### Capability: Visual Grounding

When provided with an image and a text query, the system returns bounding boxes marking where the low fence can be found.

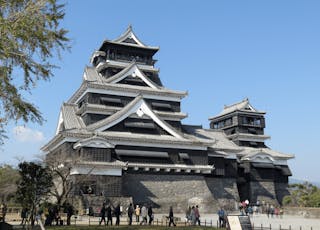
[252,223,315,230]
[6,214,319,230]
[74,216,218,227]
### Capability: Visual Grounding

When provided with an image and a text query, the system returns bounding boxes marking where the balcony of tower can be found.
[92,51,157,67]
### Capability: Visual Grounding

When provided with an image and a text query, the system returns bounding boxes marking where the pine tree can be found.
[0,0,69,144]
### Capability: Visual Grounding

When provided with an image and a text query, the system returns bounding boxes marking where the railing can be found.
[252,223,315,230]
[5,214,318,230]
[73,216,218,227]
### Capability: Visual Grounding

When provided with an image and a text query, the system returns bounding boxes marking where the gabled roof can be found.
[77,103,187,121]
[183,126,242,151]
[73,136,114,149]
[113,25,159,50]
[104,62,161,89]
[209,98,266,120]
[113,25,146,46]
[86,95,185,139]
[99,25,159,51]
[55,103,86,134]
[239,147,294,161]
[85,62,161,89]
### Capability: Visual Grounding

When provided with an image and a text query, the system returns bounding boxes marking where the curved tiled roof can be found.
[67,80,187,104]
[184,127,242,151]
[239,147,294,160]
[61,103,86,130]
[209,98,266,120]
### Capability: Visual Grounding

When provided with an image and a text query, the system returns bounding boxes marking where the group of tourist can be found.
[184,205,201,226]
[238,200,284,218]
[265,204,284,218]
[134,204,154,225]
[99,203,121,226]
[99,202,182,227]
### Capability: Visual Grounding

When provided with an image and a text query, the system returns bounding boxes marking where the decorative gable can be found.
[87,96,184,139]
[73,136,114,149]
[113,25,146,47]
[105,62,160,89]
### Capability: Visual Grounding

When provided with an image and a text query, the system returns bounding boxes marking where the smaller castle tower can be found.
[209,98,270,148]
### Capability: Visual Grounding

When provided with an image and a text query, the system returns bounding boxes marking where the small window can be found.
[151,102,172,111]
[248,128,257,134]
[124,121,155,129]
[100,97,122,106]
[249,141,258,146]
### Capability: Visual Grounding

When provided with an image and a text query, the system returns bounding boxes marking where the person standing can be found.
[127,203,134,225]
[218,207,225,228]
[114,204,121,226]
[21,207,29,226]
[0,203,7,222]
[66,203,74,226]
[99,204,106,225]
[195,205,201,226]
[148,205,153,225]
[106,204,113,226]
[135,205,140,223]
[190,206,196,225]
[168,206,176,227]
[185,206,191,223]
[140,205,147,225]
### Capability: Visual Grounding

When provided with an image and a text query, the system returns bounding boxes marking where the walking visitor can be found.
[168,206,176,227]
[106,204,113,226]
[135,204,140,222]
[99,204,106,225]
[127,203,134,225]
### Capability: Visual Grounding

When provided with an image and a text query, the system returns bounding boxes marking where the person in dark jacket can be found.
[65,203,74,226]
[148,205,153,225]
[127,203,134,225]
[106,204,113,226]
[99,204,106,225]
[114,204,121,226]
[168,206,176,227]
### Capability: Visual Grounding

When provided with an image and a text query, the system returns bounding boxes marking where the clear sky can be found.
[1,0,320,182]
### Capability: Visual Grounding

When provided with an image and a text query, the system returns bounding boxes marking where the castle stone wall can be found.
[275,182,290,204]
[122,173,239,213]
[249,181,278,205]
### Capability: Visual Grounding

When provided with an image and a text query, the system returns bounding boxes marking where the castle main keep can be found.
[42,26,294,212]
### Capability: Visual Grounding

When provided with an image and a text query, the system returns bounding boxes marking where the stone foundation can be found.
[249,181,278,205]
[275,182,290,204]
[205,177,240,210]
[122,172,239,212]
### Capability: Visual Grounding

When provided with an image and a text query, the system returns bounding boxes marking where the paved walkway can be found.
[166,213,320,230]
[7,213,320,229]
[153,213,320,230]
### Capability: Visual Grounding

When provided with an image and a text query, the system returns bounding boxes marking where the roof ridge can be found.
[113,25,146,47]
[224,97,249,109]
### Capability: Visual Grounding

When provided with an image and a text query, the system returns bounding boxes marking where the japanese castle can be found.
[42,26,294,212]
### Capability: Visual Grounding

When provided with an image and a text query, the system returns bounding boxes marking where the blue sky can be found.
[1,1,320,182]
